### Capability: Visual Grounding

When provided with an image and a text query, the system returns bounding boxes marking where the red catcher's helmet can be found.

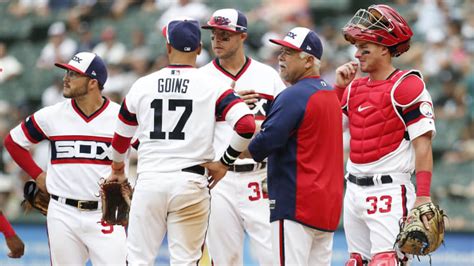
[343,4,413,57]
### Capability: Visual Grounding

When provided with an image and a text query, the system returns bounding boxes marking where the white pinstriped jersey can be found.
[199,58,286,162]
[116,65,252,174]
[10,98,120,201]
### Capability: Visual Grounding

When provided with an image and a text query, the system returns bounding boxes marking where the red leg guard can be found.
[345,253,365,266]
[368,252,398,266]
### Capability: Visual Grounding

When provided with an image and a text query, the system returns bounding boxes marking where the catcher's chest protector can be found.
[346,71,409,164]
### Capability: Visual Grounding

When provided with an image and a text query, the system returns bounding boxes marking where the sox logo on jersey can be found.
[52,137,112,163]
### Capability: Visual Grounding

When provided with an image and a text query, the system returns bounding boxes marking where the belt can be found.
[182,165,206,175]
[229,162,267,172]
[51,194,98,210]
[347,174,393,186]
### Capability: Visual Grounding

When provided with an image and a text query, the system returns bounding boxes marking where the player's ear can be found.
[166,43,172,54]
[88,78,100,90]
[241,32,248,41]
[304,55,314,69]
[380,45,390,57]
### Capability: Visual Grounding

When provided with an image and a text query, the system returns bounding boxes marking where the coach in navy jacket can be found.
[247,27,344,265]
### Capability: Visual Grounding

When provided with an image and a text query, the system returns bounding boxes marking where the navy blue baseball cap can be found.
[270,27,323,59]
[55,52,108,86]
[202,9,247,33]
[162,18,201,52]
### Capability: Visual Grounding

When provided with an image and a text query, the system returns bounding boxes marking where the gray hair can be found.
[299,51,321,71]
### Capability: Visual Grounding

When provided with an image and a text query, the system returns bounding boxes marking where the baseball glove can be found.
[100,180,132,226]
[22,181,50,216]
[262,177,268,194]
[396,202,446,255]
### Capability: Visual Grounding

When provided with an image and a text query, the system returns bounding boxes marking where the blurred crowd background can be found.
[0,0,472,231]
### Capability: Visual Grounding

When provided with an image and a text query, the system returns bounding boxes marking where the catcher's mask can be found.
[343,4,413,57]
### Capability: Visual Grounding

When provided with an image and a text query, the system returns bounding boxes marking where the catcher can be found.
[334,4,445,265]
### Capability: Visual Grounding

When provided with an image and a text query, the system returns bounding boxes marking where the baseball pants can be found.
[271,219,334,266]
[126,172,210,266]
[207,169,273,265]
[47,198,127,265]
[344,180,416,260]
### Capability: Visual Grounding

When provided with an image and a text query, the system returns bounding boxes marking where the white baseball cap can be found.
[270,27,323,59]
[202,8,247,33]
[55,52,108,87]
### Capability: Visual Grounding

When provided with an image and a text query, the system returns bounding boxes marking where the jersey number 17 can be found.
[150,99,192,140]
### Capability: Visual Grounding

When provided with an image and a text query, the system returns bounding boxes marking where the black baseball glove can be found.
[22,180,50,216]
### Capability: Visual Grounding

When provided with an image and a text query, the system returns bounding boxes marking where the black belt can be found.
[347,174,393,186]
[51,195,98,210]
[182,165,206,175]
[229,162,267,172]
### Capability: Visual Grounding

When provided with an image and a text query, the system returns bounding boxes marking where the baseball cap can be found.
[55,52,108,87]
[162,18,201,52]
[270,27,323,59]
[202,8,247,33]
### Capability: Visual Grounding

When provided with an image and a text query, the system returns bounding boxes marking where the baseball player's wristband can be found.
[220,146,240,166]
[0,214,16,238]
[416,171,432,197]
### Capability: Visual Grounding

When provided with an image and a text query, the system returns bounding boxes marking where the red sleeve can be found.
[3,134,43,179]
[333,84,346,102]
[0,213,16,238]
[111,133,132,154]
[233,114,256,138]
[393,75,424,105]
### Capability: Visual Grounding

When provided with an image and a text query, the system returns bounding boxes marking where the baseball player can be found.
[200,8,286,265]
[4,52,127,265]
[245,27,344,266]
[106,18,255,266]
[334,5,436,265]
[0,211,24,258]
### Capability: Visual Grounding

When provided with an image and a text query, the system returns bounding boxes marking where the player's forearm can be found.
[111,133,132,163]
[3,134,43,179]
[413,132,433,197]
[111,110,138,162]
[0,213,16,238]
[220,115,255,166]
[333,84,346,101]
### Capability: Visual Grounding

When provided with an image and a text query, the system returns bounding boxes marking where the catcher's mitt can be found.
[22,181,50,216]
[396,202,446,255]
[100,180,132,226]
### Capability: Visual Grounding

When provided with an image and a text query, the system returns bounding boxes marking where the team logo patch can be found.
[212,16,231,26]
[72,56,82,63]
[419,102,433,118]
[287,32,297,39]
